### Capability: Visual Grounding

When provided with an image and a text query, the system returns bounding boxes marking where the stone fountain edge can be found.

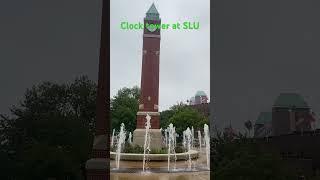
[110,150,199,161]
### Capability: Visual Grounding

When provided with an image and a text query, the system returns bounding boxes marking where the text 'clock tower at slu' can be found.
[133,3,163,149]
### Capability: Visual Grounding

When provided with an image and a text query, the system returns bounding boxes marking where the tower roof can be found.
[195,90,207,97]
[146,3,160,20]
[273,93,309,108]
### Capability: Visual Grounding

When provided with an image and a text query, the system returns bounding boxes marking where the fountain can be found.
[185,127,193,170]
[111,128,115,148]
[167,124,173,171]
[115,123,126,169]
[110,124,209,180]
[128,132,132,144]
[198,130,202,152]
[165,128,168,147]
[204,124,210,170]
[167,123,178,171]
[142,114,152,172]
[191,127,194,148]
[182,130,186,149]
[110,122,209,179]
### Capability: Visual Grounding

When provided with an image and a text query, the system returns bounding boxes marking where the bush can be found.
[150,148,167,154]
[175,146,186,153]
[111,142,189,154]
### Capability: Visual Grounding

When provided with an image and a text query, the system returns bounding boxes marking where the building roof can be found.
[256,112,272,125]
[195,90,207,97]
[273,93,309,108]
[146,3,160,20]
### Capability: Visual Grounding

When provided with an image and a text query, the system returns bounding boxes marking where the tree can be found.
[110,86,140,133]
[0,75,96,179]
[168,106,208,136]
[212,130,296,180]
[160,109,175,129]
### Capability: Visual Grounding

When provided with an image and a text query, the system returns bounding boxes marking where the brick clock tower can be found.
[133,3,163,149]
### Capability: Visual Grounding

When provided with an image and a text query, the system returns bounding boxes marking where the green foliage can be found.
[160,109,175,129]
[114,143,170,154]
[0,75,96,179]
[110,86,140,133]
[150,147,167,154]
[175,145,186,153]
[160,102,208,139]
[211,130,296,180]
[169,106,208,136]
[122,143,144,154]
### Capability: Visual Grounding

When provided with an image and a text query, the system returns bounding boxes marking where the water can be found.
[111,129,115,148]
[191,127,194,148]
[143,114,152,172]
[173,126,177,170]
[167,123,177,171]
[203,124,210,170]
[182,131,186,149]
[185,127,192,170]
[165,128,168,147]
[128,132,132,144]
[198,130,202,152]
[116,123,126,169]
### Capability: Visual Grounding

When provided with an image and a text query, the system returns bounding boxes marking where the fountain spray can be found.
[182,131,186,149]
[185,127,192,170]
[111,128,115,148]
[167,124,173,171]
[165,128,168,147]
[191,126,194,148]
[128,132,132,144]
[173,126,177,170]
[143,114,151,172]
[198,130,202,152]
[204,124,210,170]
[115,123,126,169]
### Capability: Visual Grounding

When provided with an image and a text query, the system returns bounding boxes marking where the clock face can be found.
[146,24,157,32]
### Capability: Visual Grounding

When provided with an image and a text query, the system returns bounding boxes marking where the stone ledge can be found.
[137,111,160,116]
[110,150,199,161]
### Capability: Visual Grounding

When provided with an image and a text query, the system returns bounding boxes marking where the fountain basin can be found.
[110,150,199,161]
[111,171,210,180]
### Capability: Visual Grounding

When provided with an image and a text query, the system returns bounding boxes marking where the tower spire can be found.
[146,3,160,20]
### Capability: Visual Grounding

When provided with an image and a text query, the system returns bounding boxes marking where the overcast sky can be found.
[0,0,209,115]
[213,0,320,131]
[0,1,102,115]
[110,0,210,111]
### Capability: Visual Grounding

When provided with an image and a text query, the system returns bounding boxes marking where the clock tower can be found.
[136,3,161,129]
[133,3,163,149]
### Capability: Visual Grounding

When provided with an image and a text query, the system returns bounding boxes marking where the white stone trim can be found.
[143,34,161,39]
[137,111,160,116]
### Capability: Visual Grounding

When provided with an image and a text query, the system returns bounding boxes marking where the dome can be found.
[273,93,309,108]
[195,90,207,97]
[255,112,272,125]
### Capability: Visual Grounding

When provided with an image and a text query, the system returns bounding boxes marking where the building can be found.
[187,91,210,117]
[254,112,272,137]
[254,93,320,177]
[189,90,208,105]
[272,93,315,136]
